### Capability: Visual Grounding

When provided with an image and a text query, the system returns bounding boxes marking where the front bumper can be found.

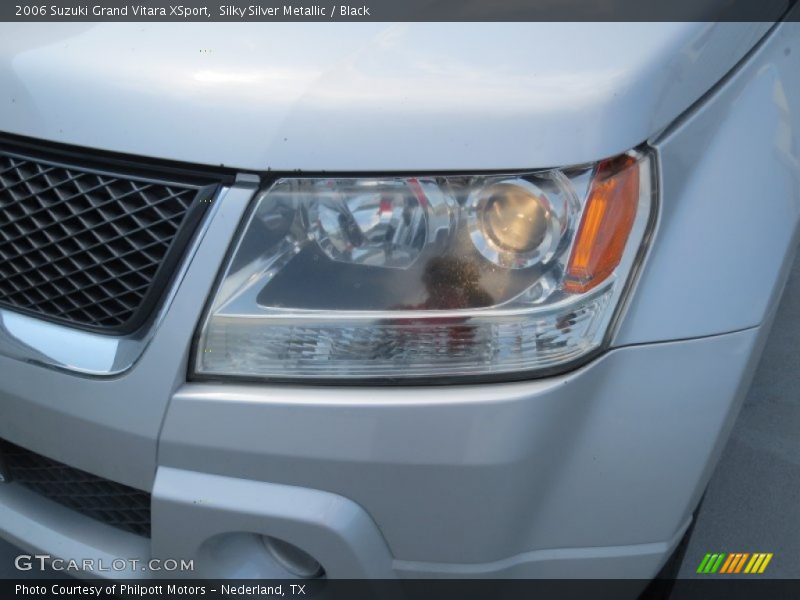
[0,325,765,578]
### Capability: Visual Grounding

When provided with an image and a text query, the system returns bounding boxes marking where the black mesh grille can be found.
[0,148,213,332]
[0,439,151,537]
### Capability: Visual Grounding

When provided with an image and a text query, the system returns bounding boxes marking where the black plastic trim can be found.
[0,132,238,186]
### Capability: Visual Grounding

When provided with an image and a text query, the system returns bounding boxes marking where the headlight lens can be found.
[467,174,576,269]
[194,150,653,382]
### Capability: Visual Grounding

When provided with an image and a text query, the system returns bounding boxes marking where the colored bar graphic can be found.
[697,553,727,574]
[698,552,773,574]
[744,554,760,573]
[711,554,726,573]
[696,553,713,574]
[734,553,749,573]
[758,553,773,573]
[719,554,736,574]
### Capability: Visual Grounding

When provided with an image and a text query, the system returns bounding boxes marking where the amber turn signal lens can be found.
[564,155,640,293]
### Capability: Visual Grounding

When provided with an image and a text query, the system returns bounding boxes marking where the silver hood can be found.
[0,22,771,170]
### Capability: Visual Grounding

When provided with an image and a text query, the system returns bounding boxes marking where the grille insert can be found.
[0,149,213,332]
[0,439,151,537]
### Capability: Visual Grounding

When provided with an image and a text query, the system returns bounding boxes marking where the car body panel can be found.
[616,21,800,344]
[0,22,770,171]
[0,326,764,579]
[159,328,761,567]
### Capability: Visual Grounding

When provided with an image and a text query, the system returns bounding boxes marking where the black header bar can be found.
[6,579,800,600]
[2,0,799,22]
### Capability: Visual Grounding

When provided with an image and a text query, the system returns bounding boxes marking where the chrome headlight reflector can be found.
[194,151,653,382]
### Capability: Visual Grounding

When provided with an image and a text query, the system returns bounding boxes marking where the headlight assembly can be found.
[193,150,654,382]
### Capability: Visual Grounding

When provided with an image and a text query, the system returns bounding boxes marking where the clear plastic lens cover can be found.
[196,152,652,381]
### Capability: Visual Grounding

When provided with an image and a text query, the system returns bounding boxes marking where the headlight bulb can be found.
[467,175,576,269]
[482,183,548,252]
